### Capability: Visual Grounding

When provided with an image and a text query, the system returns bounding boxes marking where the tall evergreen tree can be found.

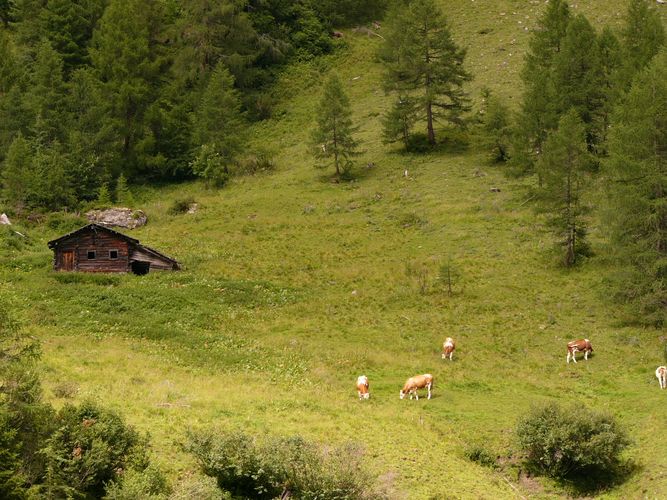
[537,109,592,267]
[382,95,418,149]
[514,0,571,174]
[617,0,665,92]
[381,0,470,146]
[312,74,358,178]
[40,0,103,74]
[604,50,667,325]
[25,41,69,144]
[552,14,605,152]
[193,62,243,163]
[89,0,165,176]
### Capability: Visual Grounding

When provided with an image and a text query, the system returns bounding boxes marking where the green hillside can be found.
[2,1,667,498]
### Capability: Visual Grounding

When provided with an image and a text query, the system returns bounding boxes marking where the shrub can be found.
[103,464,169,500]
[405,133,432,153]
[464,444,496,469]
[0,226,31,252]
[45,212,87,233]
[39,401,149,498]
[186,430,382,499]
[167,197,196,216]
[516,403,630,480]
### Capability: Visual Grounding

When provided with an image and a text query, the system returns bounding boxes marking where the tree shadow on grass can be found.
[553,460,641,497]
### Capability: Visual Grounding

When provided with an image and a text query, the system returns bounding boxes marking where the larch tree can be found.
[191,62,244,187]
[381,95,418,149]
[537,109,592,267]
[616,0,665,93]
[604,50,667,325]
[312,74,358,178]
[381,0,470,146]
[89,0,165,175]
[552,14,605,152]
[514,0,571,175]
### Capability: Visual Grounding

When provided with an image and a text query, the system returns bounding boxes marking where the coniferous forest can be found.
[1,0,667,498]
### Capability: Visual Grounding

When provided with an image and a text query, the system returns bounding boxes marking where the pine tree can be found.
[311,74,358,178]
[479,89,511,163]
[381,95,418,149]
[515,0,571,174]
[96,182,111,207]
[40,0,102,74]
[537,109,592,267]
[552,14,605,151]
[25,41,69,145]
[115,173,134,206]
[381,0,470,146]
[604,50,667,325]
[194,63,244,163]
[2,134,74,211]
[597,26,622,151]
[617,0,665,92]
[89,0,165,175]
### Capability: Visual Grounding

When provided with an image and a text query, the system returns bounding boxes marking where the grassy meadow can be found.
[2,1,667,498]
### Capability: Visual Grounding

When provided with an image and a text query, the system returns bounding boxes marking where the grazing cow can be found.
[657,366,667,390]
[442,337,455,360]
[357,375,370,400]
[566,339,593,364]
[400,374,433,400]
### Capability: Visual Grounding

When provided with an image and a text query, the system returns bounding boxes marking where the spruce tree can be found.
[537,109,592,267]
[194,62,244,162]
[89,0,164,175]
[382,96,418,149]
[311,74,358,178]
[604,50,667,325]
[552,14,605,152]
[617,0,665,92]
[115,173,133,206]
[25,41,69,145]
[381,0,470,146]
[515,0,571,174]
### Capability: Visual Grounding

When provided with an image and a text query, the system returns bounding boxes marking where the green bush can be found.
[516,403,630,480]
[167,197,196,216]
[39,401,149,499]
[464,445,497,469]
[45,212,87,233]
[103,464,169,500]
[186,430,382,499]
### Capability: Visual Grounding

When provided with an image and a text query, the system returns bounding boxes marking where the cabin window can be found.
[87,250,96,260]
[109,250,119,260]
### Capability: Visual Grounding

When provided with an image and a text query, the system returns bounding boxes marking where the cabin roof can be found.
[47,223,139,248]
[47,223,180,267]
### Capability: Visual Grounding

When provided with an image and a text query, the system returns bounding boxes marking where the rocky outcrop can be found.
[85,208,147,229]
[0,213,10,225]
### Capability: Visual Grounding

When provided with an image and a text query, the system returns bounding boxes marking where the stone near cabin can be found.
[85,207,147,229]
[0,213,11,225]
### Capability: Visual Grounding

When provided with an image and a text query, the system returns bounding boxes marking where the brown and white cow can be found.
[356,375,370,400]
[442,337,455,361]
[399,374,433,400]
[566,339,593,364]
[656,366,667,390]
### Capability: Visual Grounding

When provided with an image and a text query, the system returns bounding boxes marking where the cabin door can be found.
[61,250,75,271]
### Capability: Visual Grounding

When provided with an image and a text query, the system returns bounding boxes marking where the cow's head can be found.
[399,390,406,399]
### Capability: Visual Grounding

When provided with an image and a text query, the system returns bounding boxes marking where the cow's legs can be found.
[449,352,453,361]
[427,383,432,399]
[567,351,571,364]
[584,350,589,360]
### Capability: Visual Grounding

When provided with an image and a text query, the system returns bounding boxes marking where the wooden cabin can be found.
[47,224,179,274]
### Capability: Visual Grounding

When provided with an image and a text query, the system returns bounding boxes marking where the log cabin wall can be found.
[55,232,130,272]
